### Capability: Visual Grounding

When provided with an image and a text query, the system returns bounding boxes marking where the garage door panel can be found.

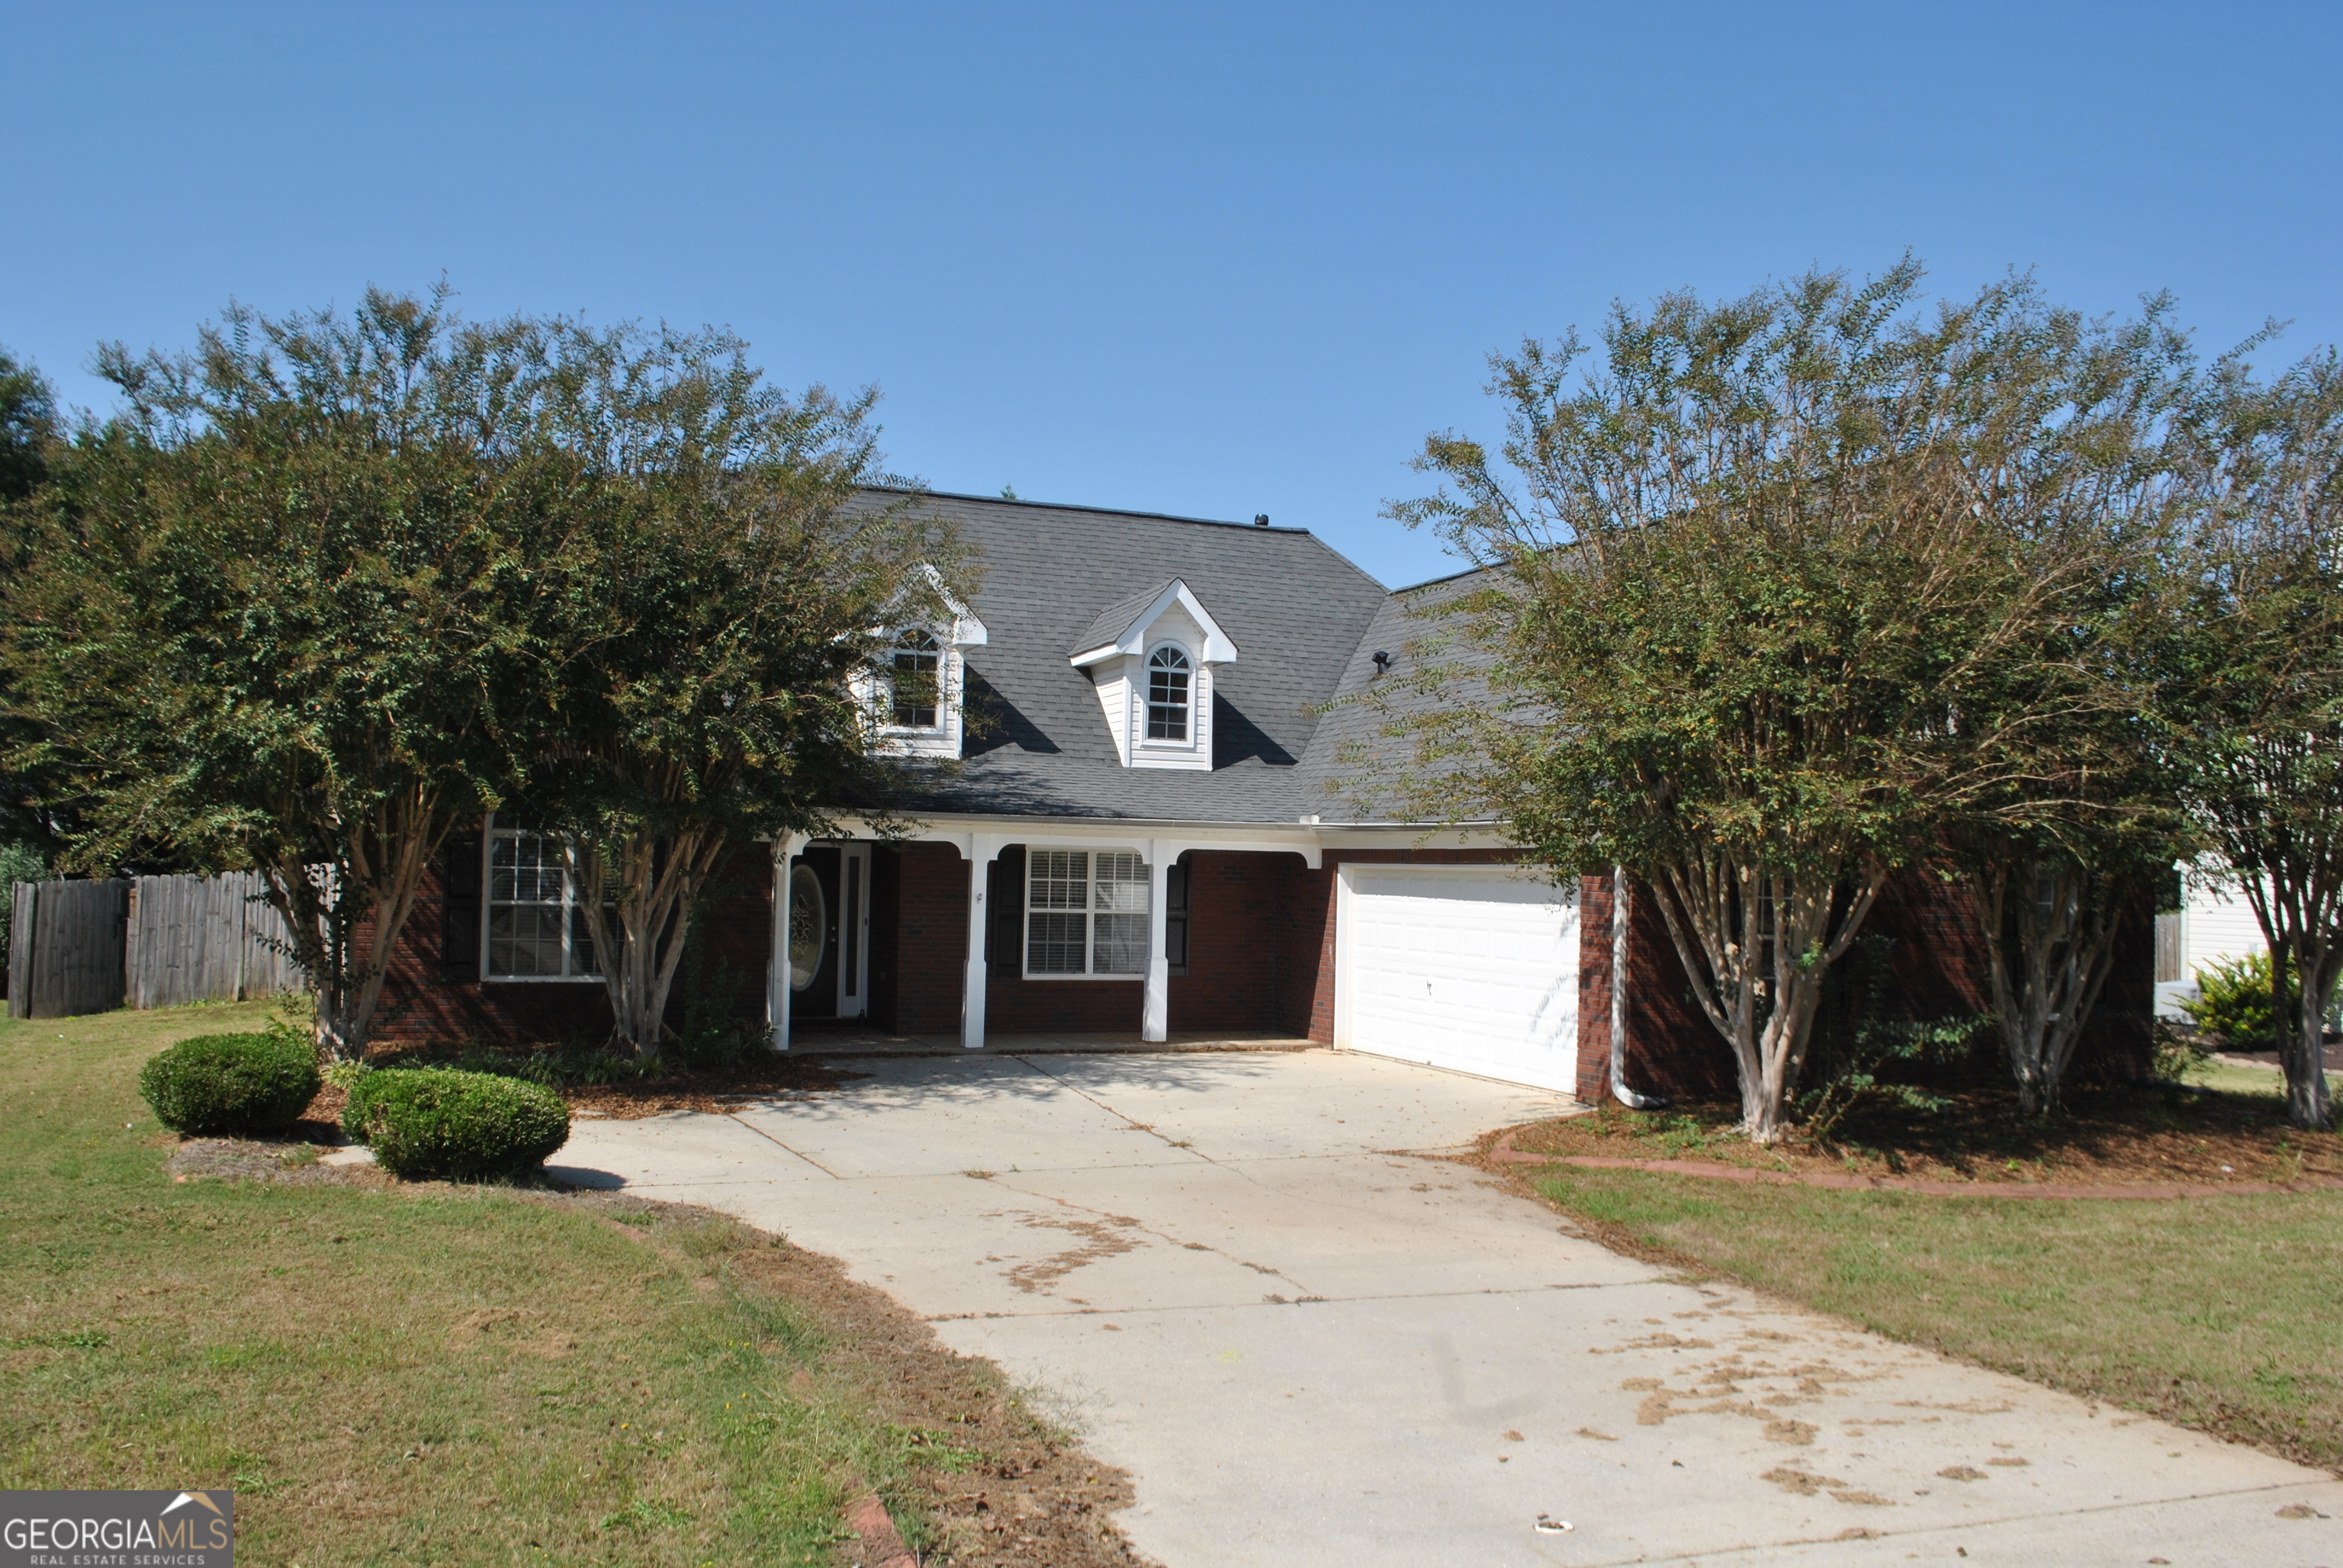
[1344,867,1579,1092]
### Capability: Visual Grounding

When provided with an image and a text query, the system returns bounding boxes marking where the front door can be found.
[790,847,842,1019]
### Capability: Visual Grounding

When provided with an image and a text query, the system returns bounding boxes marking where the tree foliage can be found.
[2163,345,2343,1129]
[5,288,580,1058]
[521,324,966,1056]
[1381,264,2176,1139]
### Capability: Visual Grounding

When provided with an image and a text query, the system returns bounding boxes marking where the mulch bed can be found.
[555,1055,869,1119]
[1493,1083,2343,1191]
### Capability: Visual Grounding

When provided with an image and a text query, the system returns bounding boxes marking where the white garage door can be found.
[1339,866,1580,1091]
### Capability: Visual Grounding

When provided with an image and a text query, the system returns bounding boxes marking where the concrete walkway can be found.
[551,1049,2343,1566]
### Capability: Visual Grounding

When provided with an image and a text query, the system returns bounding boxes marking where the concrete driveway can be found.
[552,1049,2343,1566]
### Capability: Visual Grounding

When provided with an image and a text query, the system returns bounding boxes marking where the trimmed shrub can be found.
[342,1068,570,1181]
[2181,951,2294,1049]
[140,1029,321,1136]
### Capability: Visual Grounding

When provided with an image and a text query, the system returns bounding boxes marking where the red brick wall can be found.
[374,855,612,1046]
[1573,875,1615,1104]
[372,839,773,1047]
[885,843,971,1035]
[1573,867,2158,1107]
[1166,850,1293,1033]
[1571,872,1740,1105]
[1274,860,1333,1039]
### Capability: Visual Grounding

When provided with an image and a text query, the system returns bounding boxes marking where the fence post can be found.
[7,882,33,1020]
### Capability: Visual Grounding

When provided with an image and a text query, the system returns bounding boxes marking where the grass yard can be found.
[1523,1162,2343,1474]
[0,1001,1136,1566]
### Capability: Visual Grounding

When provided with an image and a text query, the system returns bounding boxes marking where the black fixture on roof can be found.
[1371,650,1392,676]
[1254,513,1269,527]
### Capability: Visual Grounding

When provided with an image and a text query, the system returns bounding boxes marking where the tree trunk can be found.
[2275,935,2338,1130]
[1976,860,2124,1118]
[1645,854,1888,1143]
[255,786,454,1064]
[576,825,731,1059]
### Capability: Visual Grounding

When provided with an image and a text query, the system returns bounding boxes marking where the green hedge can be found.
[140,1030,321,1136]
[2182,950,2293,1049]
[342,1067,570,1181]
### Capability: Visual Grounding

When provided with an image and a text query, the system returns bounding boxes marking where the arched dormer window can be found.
[1146,645,1191,742]
[889,630,941,729]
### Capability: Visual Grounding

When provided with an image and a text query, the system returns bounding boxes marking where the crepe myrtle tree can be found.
[1379,263,2152,1142]
[525,323,967,1059]
[2,288,581,1059]
[1940,301,2196,1116]
[2164,345,2343,1130]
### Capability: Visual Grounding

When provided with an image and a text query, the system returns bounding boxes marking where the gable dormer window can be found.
[889,630,942,729]
[860,569,988,760]
[1146,646,1191,741]
[1069,578,1236,772]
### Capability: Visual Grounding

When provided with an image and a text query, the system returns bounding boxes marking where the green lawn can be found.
[1528,1164,2343,1473]
[0,1002,1076,1565]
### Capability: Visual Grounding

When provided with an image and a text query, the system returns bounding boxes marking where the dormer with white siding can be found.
[1069,578,1237,771]
[863,574,989,760]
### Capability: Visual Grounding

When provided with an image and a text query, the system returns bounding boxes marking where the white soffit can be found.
[1068,577,1239,667]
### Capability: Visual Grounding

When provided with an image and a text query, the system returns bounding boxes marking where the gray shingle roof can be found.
[1295,566,1506,821]
[1070,580,1177,658]
[855,490,1419,826]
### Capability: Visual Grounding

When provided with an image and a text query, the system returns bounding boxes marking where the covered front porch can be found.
[766,820,1329,1051]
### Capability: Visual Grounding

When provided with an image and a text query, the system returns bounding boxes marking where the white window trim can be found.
[480,814,605,983]
[881,628,946,735]
[1138,641,1197,751]
[1021,845,1153,981]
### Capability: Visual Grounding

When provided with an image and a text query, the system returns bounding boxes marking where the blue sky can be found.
[6,2,2338,586]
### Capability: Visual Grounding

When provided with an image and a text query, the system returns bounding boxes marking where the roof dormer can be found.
[1069,578,1237,771]
[865,570,989,760]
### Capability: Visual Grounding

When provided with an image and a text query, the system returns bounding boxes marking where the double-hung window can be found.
[1025,849,1149,977]
[889,631,942,729]
[1146,646,1191,741]
[486,821,602,979]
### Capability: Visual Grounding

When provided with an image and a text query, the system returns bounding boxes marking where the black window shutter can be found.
[442,831,482,979]
[1166,856,1190,972]
[990,847,1026,971]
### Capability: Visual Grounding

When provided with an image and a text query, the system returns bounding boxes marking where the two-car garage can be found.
[1332,863,1581,1093]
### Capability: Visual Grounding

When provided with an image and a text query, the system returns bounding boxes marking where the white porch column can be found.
[1143,837,1175,1043]
[962,834,1006,1050]
[767,832,809,1051]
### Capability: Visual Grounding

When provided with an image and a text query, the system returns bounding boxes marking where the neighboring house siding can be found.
[2182,870,2267,977]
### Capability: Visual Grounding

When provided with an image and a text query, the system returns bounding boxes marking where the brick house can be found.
[376,490,2151,1100]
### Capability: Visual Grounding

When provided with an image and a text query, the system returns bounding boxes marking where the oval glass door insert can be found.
[789,863,828,991]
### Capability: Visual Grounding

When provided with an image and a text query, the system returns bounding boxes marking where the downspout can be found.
[1609,867,1666,1110]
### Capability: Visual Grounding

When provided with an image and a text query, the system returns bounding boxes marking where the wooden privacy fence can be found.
[8,873,308,1020]
[8,879,129,1020]
[126,872,307,1009]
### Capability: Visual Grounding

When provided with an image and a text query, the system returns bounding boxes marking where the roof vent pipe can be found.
[1371,650,1391,677]
[1254,513,1269,527]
